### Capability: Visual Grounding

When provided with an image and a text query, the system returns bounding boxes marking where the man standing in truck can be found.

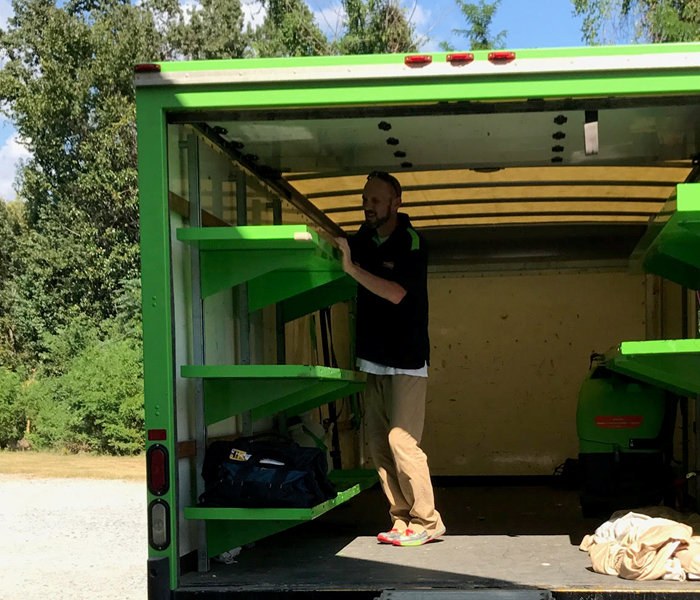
[336,171,445,547]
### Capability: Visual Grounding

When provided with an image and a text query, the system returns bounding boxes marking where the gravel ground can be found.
[0,475,147,600]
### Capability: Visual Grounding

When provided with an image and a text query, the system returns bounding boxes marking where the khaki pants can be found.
[365,373,443,535]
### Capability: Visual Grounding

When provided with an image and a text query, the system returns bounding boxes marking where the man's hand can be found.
[335,237,356,276]
[335,236,406,305]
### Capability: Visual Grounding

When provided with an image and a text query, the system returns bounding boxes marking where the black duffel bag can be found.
[199,435,337,509]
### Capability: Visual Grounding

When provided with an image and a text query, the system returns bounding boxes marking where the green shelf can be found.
[605,339,700,397]
[630,183,700,290]
[176,225,357,321]
[181,364,366,425]
[184,469,379,558]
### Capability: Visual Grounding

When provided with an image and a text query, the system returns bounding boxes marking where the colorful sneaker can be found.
[377,528,403,544]
[392,526,446,547]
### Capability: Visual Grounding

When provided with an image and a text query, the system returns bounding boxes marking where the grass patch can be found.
[0,451,146,481]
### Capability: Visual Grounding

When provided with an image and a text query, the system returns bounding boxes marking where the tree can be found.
[167,0,248,60]
[339,0,418,54]
[252,0,331,57]
[441,0,506,51]
[0,201,23,368]
[572,0,700,45]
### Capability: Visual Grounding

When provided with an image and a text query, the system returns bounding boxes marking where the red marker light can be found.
[135,63,161,73]
[147,445,169,496]
[447,53,475,64]
[488,51,516,63]
[404,55,433,67]
[148,429,167,441]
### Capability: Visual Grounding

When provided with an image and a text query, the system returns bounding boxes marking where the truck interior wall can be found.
[657,278,700,487]
[367,269,647,476]
[284,302,361,469]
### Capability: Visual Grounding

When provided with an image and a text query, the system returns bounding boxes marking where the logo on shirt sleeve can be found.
[382,261,395,270]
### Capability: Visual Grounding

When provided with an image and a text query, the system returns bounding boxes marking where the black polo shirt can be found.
[348,213,430,370]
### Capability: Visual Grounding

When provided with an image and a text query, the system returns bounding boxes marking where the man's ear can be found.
[393,196,402,211]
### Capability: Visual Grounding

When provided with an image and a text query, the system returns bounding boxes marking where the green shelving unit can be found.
[616,183,700,397]
[630,183,700,290]
[175,221,372,564]
[605,339,700,397]
[181,364,366,425]
[185,470,378,558]
[177,225,357,321]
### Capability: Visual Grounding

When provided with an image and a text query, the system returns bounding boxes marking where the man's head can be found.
[362,171,402,230]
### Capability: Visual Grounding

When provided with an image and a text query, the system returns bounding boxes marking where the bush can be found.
[22,377,72,450]
[59,337,145,455]
[0,368,24,448]
[22,335,145,455]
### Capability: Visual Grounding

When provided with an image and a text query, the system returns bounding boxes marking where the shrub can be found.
[0,368,24,448]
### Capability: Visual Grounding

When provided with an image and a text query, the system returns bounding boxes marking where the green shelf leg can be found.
[206,520,294,558]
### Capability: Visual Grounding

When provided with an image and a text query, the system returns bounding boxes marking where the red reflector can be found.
[148,446,169,496]
[148,429,167,441]
[135,63,161,73]
[404,55,433,66]
[488,51,516,62]
[447,53,475,63]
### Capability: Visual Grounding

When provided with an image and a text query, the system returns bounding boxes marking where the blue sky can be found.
[0,0,585,201]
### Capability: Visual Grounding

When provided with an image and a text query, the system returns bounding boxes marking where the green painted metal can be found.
[176,226,357,319]
[187,470,378,557]
[156,42,700,73]
[630,184,700,290]
[180,365,366,424]
[137,45,700,119]
[136,91,180,587]
[605,339,700,397]
[136,44,700,590]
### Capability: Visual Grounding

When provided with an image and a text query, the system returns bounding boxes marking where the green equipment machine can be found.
[577,355,675,517]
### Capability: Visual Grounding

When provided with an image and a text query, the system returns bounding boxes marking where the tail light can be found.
[404,55,433,67]
[147,444,169,496]
[447,53,475,64]
[134,63,161,73]
[488,51,516,63]
[148,499,171,551]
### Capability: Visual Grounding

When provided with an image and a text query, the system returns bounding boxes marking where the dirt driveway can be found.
[0,474,147,600]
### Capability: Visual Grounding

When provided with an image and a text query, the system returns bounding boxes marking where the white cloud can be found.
[313,4,344,40]
[242,0,266,29]
[179,0,199,25]
[407,2,431,28]
[0,131,30,201]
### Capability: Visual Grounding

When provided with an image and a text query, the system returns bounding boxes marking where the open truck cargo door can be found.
[136,44,700,598]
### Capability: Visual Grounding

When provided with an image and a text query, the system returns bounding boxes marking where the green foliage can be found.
[0,368,23,447]
[22,334,144,454]
[450,0,506,50]
[252,0,331,57]
[0,0,425,455]
[572,0,700,44]
[339,0,417,54]
[167,0,248,59]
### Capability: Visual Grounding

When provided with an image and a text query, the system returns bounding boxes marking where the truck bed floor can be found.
[179,484,700,593]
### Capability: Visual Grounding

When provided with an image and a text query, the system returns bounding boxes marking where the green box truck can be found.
[136,43,700,599]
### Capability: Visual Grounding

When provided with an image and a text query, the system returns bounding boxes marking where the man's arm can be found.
[336,237,407,305]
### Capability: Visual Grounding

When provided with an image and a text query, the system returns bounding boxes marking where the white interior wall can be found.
[360,270,648,476]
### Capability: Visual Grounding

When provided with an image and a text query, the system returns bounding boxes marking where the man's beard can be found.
[365,212,390,229]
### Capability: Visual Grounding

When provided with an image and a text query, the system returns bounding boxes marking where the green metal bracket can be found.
[181,364,366,425]
[630,184,700,290]
[605,339,700,397]
[185,469,379,558]
[176,225,357,320]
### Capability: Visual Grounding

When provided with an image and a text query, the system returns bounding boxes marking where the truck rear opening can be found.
[136,45,700,598]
